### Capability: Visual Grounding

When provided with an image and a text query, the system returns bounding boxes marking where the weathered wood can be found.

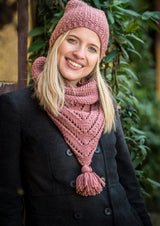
[0,84,18,95]
[0,0,28,95]
[18,0,28,89]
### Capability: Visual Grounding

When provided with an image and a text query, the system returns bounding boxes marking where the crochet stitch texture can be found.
[47,80,105,166]
[47,80,105,196]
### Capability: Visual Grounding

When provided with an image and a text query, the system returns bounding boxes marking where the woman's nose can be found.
[73,46,85,59]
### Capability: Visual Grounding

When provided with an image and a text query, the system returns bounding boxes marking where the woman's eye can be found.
[68,38,76,43]
[89,46,97,53]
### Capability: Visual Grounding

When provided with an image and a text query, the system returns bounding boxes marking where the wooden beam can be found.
[0,84,18,95]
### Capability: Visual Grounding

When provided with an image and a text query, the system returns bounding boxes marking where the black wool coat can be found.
[0,86,152,226]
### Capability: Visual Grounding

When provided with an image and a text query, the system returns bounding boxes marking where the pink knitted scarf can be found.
[32,57,105,196]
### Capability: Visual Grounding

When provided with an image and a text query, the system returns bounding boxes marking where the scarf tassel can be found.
[76,165,105,196]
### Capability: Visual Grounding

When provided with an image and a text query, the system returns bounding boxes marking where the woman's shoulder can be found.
[0,85,34,100]
[0,85,38,113]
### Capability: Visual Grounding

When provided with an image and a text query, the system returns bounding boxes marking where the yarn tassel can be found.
[76,165,105,196]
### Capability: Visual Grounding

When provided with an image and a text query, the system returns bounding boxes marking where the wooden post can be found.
[18,0,28,89]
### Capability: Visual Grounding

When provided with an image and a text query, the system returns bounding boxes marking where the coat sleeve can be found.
[114,104,152,226]
[0,93,24,226]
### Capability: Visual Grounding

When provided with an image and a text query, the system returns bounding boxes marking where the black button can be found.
[95,146,101,154]
[66,149,73,156]
[74,212,83,219]
[104,208,112,216]
[70,180,76,188]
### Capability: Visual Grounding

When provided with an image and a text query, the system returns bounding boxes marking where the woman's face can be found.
[57,27,100,85]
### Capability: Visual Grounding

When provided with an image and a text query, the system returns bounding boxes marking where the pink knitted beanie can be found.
[49,0,109,60]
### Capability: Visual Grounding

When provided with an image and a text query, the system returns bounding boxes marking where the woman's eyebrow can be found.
[67,34,100,49]
[67,34,79,39]
[90,43,100,50]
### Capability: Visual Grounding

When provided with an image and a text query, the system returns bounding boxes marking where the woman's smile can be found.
[66,57,83,69]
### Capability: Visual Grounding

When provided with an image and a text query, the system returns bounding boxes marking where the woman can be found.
[0,0,152,225]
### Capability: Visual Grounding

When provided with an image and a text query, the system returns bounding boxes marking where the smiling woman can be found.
[0,0,152,226]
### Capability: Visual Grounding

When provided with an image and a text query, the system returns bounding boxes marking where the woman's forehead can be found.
[68,27,100,47]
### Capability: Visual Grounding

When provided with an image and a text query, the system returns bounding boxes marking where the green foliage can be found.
[28,0,160,208]
[142,11,160,20]
[130,13,160,210]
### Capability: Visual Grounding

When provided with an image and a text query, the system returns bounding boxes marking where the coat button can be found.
[70,180,76,188]
[101,177,106,182]
[74,212,83,219]
[66,149,73,156]
[95,146,101,154]
[104,207,112,216]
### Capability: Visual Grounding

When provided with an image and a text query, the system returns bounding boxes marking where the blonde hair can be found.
[93,62,115,133]
[35,32,115,134]
[36,31,69,115]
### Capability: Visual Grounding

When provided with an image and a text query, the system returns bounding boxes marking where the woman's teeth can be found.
[68,59,82,68]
